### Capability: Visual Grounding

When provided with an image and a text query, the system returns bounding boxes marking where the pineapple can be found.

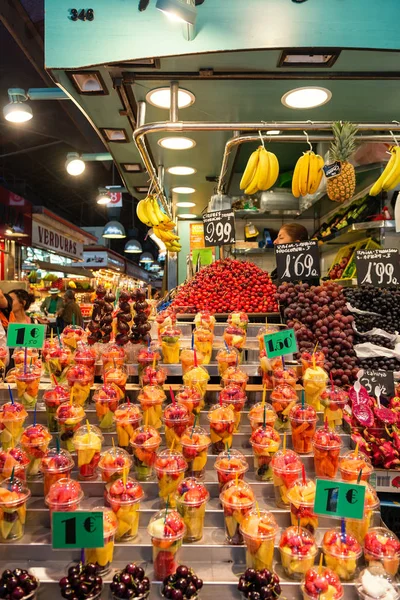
[326,121,358,203]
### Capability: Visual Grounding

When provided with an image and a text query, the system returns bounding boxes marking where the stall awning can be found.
[35,260,94,278]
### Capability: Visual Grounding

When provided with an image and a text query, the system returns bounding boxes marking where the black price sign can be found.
[356,248,400,287]
[358,369,395,398]
[323,161,341,179]
[203,209,235,247]
[275,240,321,282]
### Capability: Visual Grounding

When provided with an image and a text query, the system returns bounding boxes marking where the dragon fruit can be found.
[352,402,374,427]
[374,405,397,425]
[349,385,370,405]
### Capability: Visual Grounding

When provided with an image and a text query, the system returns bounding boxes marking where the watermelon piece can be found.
[353,403,374,427]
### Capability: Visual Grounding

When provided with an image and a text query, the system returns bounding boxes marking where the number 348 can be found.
[69,9,94,21]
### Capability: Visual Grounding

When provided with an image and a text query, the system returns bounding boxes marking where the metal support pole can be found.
[170,81,179,123]
[157,164,165,190]
[137,102,147,128]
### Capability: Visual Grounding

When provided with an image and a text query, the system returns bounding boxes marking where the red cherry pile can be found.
[88,286,115,345]
[171,259,278,313]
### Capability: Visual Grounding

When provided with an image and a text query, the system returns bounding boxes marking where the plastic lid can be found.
[93,384,120,403]
[250,425,281,448]
[40,448,74,474]
[279,525,317,556]
[289,403,317,422]
[183,365,210,382]
[55,403,86,423]
[176,386,202,403]
[270,384,298,401]
[0,401,28,421]
[302,567,343,600]
[137,346,160,364]
[45,477,84,508]
[106,477,144,505]
[130,426,162,449]
[138,385,166,405]
[114,403,142,423]
[175,477,209,506]
[228,311,248,324]
[73,424,104,449]
[43,385,70,404]
[219,385,247,406]
[181,426,211,449]
[0,477,31,507]
[249,402,276,421]
[15,369,41,382]
[20,424,52,447]
[208,404,235,423]
[322,528,362,559]
[222,367,249,384]
[240,509,279,540]
[364,527,400,559]
[98,447,132,472]
[67,364,93,383]
[287,479,316,507]
[272,368,297,380]
[303,365,329,381]
[271,449,303,473]
[301,351,325,363]
[313,427,342,450]
[214,448,249,474]
[148,509,186,541]
[219,479,255,509]
[339,450,373,475]
[161,327,182,338]
[163,402,190,422]
[154,449,187,474]
[216,347,239,360]
[102,343,126,360]
[0,447,29,469]
[357,567,399,600]
[92,506,118,538]
[320,385,349,405]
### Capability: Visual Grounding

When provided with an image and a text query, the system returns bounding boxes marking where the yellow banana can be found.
[266,151,279,189]
[157,220,175,231]
[240,148,260,190]
[152,197,166,224]
[292,157,302,198]
[255,147,270,191]
[370,147,396,195]
[145,197,160,226]
[157,228,179,242]
[298,152,311,197]
[307,152,324,195]
[383,146,400,191]
[136,199,151,226]
[244,171,260,195]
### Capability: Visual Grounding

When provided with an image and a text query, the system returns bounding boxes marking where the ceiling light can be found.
[146,87,195,109]
[101,128,128,142]
[167,166,196,175]
[124,239,143,253]
[122,163,143,172]
[102,221,126,239]
[178,213,198,219]
[97,192,111,205]
[69,71,107,94]
[279,50,340,68]
[176,201,195,208]
[139,252,154,263]
[266,130,281,135]
[156,0,197,25]
[172,186,195,194]
[135,186,149,194]
[65,153,85,176]
[281,87,332,109]
[159,137,196,150]
[3,101,33,123]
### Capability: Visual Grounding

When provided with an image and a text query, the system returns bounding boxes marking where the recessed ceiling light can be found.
[159,137,196,150]
[176,201,196,208]
[122,163,143,173]
[172,186,195,194]
[101,128,128,142]
[178,213,198,219]
[281,87,332,109]
[167,166,196,176]
[146,87,195,109]
[135,186,149,194]
[278,50,340,68]
[266,130,281,135]
[69,71,108,95]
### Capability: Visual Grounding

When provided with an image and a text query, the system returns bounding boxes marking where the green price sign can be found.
[314,479,366,520]
[264,328,298,358]
[52,512,104,549]
[7,323,45,349]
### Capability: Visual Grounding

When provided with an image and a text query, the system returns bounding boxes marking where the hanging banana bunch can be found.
[291,131,325,200]
[136,194,181,252]
[240,143,280,195]
[369,145,400,196]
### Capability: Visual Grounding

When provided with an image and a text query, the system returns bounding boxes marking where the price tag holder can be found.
[264,328,298,358]
[52,511,104,549]
[358,369,395,398]
[323,161,342,179]
[7,323,46,349]
[314,479,366,520]
[203,209,235,247]
[356,248,400,287]
[275,240,321,282]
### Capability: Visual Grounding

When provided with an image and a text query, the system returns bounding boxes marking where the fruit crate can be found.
[328,238,381,281]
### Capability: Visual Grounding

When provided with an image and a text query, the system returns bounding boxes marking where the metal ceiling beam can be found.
[125,70,400,82]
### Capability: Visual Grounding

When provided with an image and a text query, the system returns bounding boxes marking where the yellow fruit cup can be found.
[347,483,379,543]
[279,525,318,579]
[303,366,329,410]
[322,528,362,581]
[207,404,235,454]
[240,509,279,571]
[84,507,118,575]
[113,403,142,453]
[193,327,214,365]
[138,385,166,430]
[106,477,144,542]
[15,369,41,409]
[161,328,182,364]
[154,449,187,508]
[0,402,28,450]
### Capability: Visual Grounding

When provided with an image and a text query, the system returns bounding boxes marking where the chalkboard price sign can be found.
[356,248,400,287]
[275,240,321,282]
[358,368,395,398]
[203,209,235,247]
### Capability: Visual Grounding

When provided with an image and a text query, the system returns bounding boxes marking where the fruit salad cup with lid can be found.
[181,426,211,480]
[93,384,120,431]
[271,448,303,508]
[20,424,52,479]
[223,325,246,360]
[40,447,75,496]
[101,343,126,372]
[141,364,167,388]
[180,347,205,376]
[43,384,70,433]
[66,364,93,407]
[322,528,362,580]
[207,404,235,454]
[176,385,203,416]
[239,509,279,571]
[45,478,84,521]
[98,446,132,484]
[221,366,249,392]
[364,528,400,577]
[303,366,329,411]
[15,366,41,408]
[300,351,325,376]
[356,567,399,600]
[193,327,214,365]
[114,403,142,453]
[175,477,209,542]
[194,310,216,332]
[219,384,247,431]
[55,403,86,453]
[73,424,103,480]
[0,447,29,482]
[302,566,343,600]
[214,448,249,492]
[259,351,283,388]
[13,348,40,369]
[0,401,27,450]
[347,483,379,543]
[182,365,210,405]
[106,477,144,542]
[289,403,317,454]
[74,344,96,372]
[280,525,318,579]
[270,384,298,431]
[148,508,186,581]
[156,308,177,343]
[320,386,349,429]
[61,324,85,351]
[0,476,31,542]
[138,385,166,430]
[137,345,161,385]
[103,365,128,400]
[250,425,281,481]
[43,345,72,379]
[216,346,239,377]
[339,450,373,482]
[161,327,182,364]
[84,507,118,575]
[220,479,255,545]
[313,427,342,478]
[287,478,318,535]
[248,401,277,432]
[130,426,161,481]
[154,449,187,508]
[272,367,297,390]
[163,403,193,451]
[228,311,248,332]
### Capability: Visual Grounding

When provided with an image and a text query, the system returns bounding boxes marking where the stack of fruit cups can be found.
[15,366,41,408]
[272,367,297,390]
[303,366,329,410]
[66,364,93,406]
[322,527,362,580]
[106,477,144,542]
[0,476,31,542]
[104,364,128,401]
[248,401,277,431]
[339,450,373,482]
[154,448,187,508]
[220,479,255,545]
[216,347,239,377]
[183,365,210,406]
[320,385,349,429]
[148,508,186,581]
[195,310,216,332]
[45,477,84,521]
[130,426,162,481]
[180,347,205,375]
[301,566,343,600]
[347,483,379,543]
[271,448,303,508]
[44,345,72,380]
[175,477,209,542]
[250,425,281,481]
[208,404,235,454]
[240,508,279,571]
[221,366,249,392]
[300,351,325,376]
[138,385,166,430]
[40,447,75,495]
[356,567,399,600]
[181,425,211,479]
[270,384,298,431]
[312,426,342,478]
[61,324,85,351]
[214,448,249,492]
[279,525,318,579]
[43,384,70,433]
[364,527,400,576]
[55,403,85,453]
[137,344,161,384]
[73,424,104,480]
[84,507,118,575]
[0,447,29,482]
[98,446,132,484]
[20,424,52,479]
[0,401,27,450]
[93,384,120,431]
[176,385,203,416]
[161,327,182,364]
[287,478,318,534]
[101,343,126,372]
[163,402,193,451]
[289,402,318,454]
[193,327,214,364]
[114,403,142,453]
[142,364,167,387]
[219,385,247,431]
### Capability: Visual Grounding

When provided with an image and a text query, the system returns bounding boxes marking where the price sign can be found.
[358,369,395,398]
[203,209,235,247]
[314,479,366,520]
[52,511,104,549]
[264,328,298,358]
[356,248,400,288]
[323,161,342,179]
[7,323,45,349]
[275,240,321,282]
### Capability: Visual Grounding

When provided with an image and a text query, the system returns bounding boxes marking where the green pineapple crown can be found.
[329,121,358,163]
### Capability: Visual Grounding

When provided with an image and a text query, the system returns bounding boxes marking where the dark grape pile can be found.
[88,285,115,345]
[354,333,395,350]
[110,563,150,599]
[277,282,359,386]
[162,565,203,599]
[238,568,281,600]
[344,287,400,334]
[130,289,152,346]
[358,356,400,372]
[59,563,102,600]
[0,569,39,600]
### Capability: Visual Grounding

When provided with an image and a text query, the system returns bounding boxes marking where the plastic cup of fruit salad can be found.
[73,425,104,480]
[93,385,120,431]
[221,367,249,392]
[364,527,400,577]
[182,365,210,402]
[163,403,193,452]
[287,479,318,535]
[0,447,29,483]
[20,424,52,480]
[43,384,70,433]
[240,509,279,571]
[279,525,318,580]
[356,567,400,600]
[0,476,31,542]
[250,425,281,481]
[154,449,187,508]
[138,385,166,430]
[270,384,298,431]
[176,386,203,416]
[113,403,142,453]
[219,384,247,431]
[193,327,214,365]
[84,507,118,576]
[289,403,317,454]
[45,477,84,522]
[180,347,205,376]
[207,404,235,454]
[181,425,211,480]
[214,448,249,493]
[161,328,182,364]
[322,528,362,581]
[0,401,28,450]
[303,366,329,410]
[312,427,342,478]
[248,402,277,431]
[271,448,302,508]
[338,450,373,482]
[272,368,297,390]
[148,508,186,581]
[320,385,349,429]
[66,364,93,406]
[216,347,239,377]
[55,403,86,453]
[40,447,75,496]
[219,479,255,545]
[175,477,209,542]
[106,477,144,542]
[98,446,132,484]
[347,483,380,544]
[130,426,162,481]
[301,351,325,376]
[301,566,343,600]
[15,368,41,409]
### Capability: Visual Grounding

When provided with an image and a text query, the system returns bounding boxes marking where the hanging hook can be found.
[303,130,313,152]
[258,130,265,148]
[389,130,399,146]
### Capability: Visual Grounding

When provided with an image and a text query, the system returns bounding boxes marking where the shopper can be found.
[0,289,13,329]
[40,287,63,316]
[9,289,35,324]
[58,289,83,329]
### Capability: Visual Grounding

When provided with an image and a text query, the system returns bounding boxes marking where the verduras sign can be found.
[32,221,83,259]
